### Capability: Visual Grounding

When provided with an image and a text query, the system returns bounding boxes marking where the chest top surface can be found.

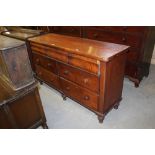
[29,33,129,62]
[0,35,25,51]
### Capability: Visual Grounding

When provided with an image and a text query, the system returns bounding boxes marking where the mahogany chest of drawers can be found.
[42,26,155,87]
[28,33,129,123]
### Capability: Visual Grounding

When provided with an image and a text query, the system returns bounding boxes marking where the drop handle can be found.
[84,95,89,100]
[64,70,69,75]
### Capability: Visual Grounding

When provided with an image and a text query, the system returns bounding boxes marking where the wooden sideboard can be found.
[37,26,155,87]
[28,33,129,123]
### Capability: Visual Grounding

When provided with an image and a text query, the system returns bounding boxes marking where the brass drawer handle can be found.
[84,78,89,84]
[36,58,40,63]
[122,37,126,42]
[47,63,52,67]
[64,70,69,75]
[66,86,70,91]
[84,95,89,100]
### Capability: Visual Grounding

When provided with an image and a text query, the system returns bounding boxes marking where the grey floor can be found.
[39,65,155,129]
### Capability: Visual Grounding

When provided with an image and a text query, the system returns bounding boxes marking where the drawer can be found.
[84,28,142,48]
[52,26,81,37]
[68,53,100,75]
[35,65,60,89]
[127,48,140,62]
[58,63,99,93]
[84,28,124,44]
[125,62,138,78]
[90,26,147,34]
[31,43,68,63]
[32,53,57,74]
[60,78,98,110]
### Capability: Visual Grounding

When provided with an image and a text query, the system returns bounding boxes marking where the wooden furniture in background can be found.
[28,33,129,123]
[0,35,35,90]
[0,35,47,129]
[0,80,48,129]
[38,26,155,87]
[1,26,44,41]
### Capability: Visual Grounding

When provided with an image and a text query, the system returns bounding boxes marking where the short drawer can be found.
[68,53,100,75]
[60,78,98,110]
[58,63,99,93]
[35,65,60,89]
[31,43,68,63]
[84,28,142,48]
[32,53,57,74]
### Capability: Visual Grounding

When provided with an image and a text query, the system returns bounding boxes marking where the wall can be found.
[151,44,155,64]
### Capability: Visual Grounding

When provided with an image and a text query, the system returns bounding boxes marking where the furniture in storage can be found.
[41,26,155,87]
[0,35,47,129]
[0,79,48,129]
[0,35,35,90]
[28,33,129,123]
[1,26,44,41]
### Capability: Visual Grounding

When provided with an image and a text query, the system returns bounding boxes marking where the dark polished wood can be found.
[0,35,35,91]
[0,35,47,129]
[28,33,129,123]
[38,26,155,87]
[0,80,48,129]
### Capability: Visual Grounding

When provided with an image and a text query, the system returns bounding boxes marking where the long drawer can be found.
[83,28,143,49]
[35,65,60,89]
[58,62,99,93]
[60,78,98,111]
[90,26,147,34]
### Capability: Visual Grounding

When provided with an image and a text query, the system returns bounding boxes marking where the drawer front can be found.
[60,78,98,110]
[90,26,147,34]
[58,63,99,93]
[32,53,57,74]
[127,48,140,62]
[84,28,124,44]
[84,28,142,48]
[35,65,60,89]
[68,53,99,75]
[31,43,68,63]
[52,26,81,37]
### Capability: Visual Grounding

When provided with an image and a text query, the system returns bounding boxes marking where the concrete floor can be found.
[39,65,155,129]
